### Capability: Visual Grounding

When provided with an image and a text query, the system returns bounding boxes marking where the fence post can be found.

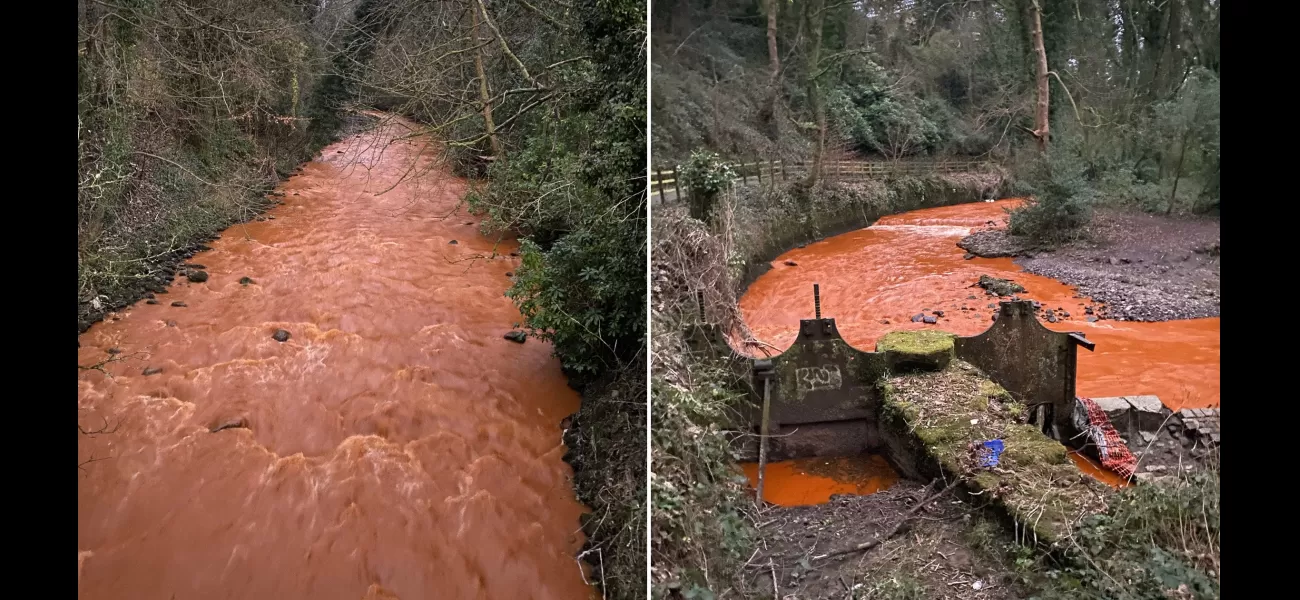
[741,161,749,187]
[656,169,666,204]
[756,158,763,185]
[675,176,682,201]
[781,160,787,182]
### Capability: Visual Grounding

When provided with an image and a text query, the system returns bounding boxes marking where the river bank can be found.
[958,209,1220,322]
[76,113,380,336]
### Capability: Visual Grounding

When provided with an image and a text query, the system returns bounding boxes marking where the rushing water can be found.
[737,200,1218,503]
[77,118,593,599]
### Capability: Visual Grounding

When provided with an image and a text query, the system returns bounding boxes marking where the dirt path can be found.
[741,481,1026,600]
[959,209,1219,322]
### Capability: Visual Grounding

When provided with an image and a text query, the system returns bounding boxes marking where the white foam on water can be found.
[868,224,974,237]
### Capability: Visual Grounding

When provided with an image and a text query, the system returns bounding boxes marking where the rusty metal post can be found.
[754,359,775,505]
[757,377,771,503]
[697,290,706,323]
[813,283,821,319]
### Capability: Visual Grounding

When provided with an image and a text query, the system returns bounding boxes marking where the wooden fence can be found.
[650,159,993,203]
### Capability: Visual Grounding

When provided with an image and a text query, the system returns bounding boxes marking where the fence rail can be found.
[650,159,995,203]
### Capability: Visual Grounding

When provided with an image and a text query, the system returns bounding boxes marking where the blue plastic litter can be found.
[977,439,1004,468]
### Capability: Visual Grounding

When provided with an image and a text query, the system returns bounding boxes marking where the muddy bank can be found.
[742,480,1025,599]
[76,112,381,335]
[959,210,1219,322]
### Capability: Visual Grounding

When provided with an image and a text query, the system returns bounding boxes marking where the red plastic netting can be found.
[1076,396,1138,480]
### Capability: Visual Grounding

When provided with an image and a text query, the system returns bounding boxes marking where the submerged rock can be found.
[504,330,527,343]
[977,275,1025,297]
[272,329,291,342]
[142,367,163,376]
[186,270,209,283]
[210,418,248,433]
[239,277,255,285]
[922,315,938,324]
[170,301,187,307]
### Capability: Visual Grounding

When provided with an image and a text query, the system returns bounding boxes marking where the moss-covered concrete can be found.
[877,330,956,372]
[877,359,1110,547]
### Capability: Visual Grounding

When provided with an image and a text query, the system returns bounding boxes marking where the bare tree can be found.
[1025,0,1050,152]
[805,0,828,185]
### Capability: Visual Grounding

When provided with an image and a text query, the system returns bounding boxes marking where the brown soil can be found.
[740,480,1027,600]
[959,210,1219,321]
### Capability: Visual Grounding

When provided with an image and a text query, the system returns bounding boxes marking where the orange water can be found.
[739,200,1220,410]
[77,117,593,599]
[1068,451,1131,488]
[741,455,900,506]
[736,200,1217,496]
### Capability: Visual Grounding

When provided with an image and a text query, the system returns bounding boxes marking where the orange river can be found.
[77,118,594,599]
[739,200,1217,504]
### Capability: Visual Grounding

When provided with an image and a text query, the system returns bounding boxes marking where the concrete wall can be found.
[732,301,1093,460]
[953,301,1094,436]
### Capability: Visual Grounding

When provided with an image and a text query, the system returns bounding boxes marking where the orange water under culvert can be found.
[737,200,1217,503]
[77,118,593,600]
[741,455,900,506]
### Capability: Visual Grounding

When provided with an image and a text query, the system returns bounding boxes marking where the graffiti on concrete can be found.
[796,365,843,393]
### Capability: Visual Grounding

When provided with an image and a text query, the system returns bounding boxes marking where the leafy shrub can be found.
[509,219,645,380]
[677,150,736,222]
[1008,147,1095,244]
[827,59,945,159]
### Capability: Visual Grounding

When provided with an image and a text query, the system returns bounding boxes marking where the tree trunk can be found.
[1026,0,1050,152]
[805,0,827,185]
[761,0,781,139]
[471,7,501,159]
[1156,0,1186,96]
[1166,126,1191,215]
